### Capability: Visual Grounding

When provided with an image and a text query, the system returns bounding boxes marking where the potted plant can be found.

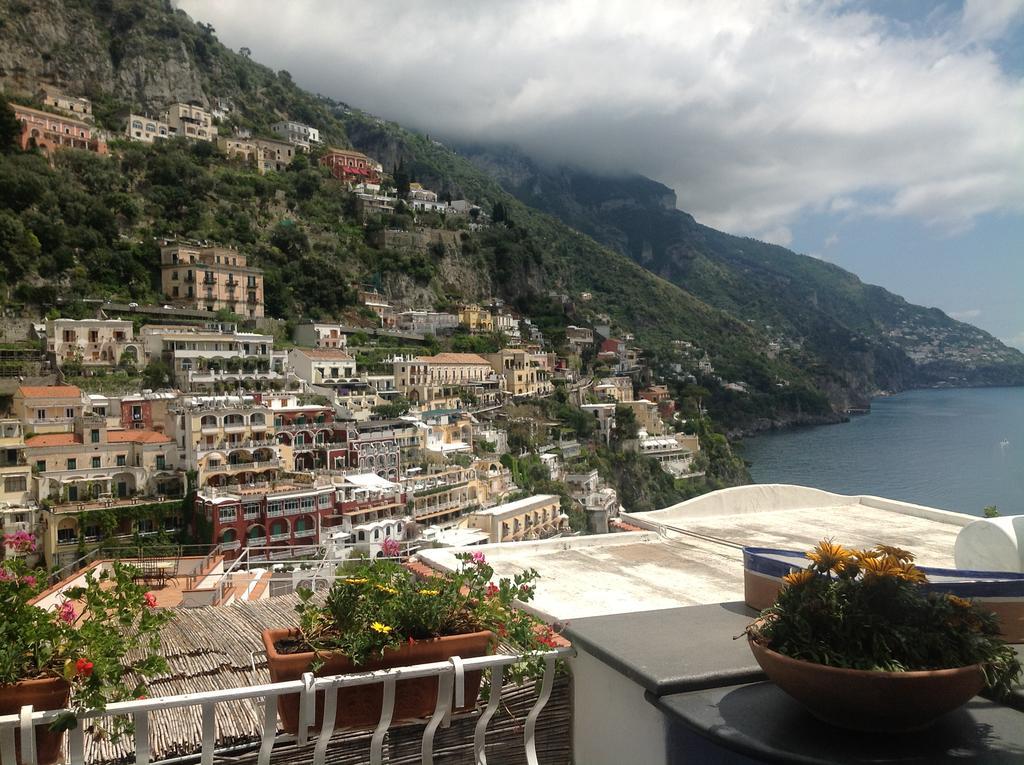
[262,551,561,732]
[746,541,1022,732]
[0,532,173,765]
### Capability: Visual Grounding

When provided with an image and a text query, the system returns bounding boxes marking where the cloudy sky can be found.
[178,0,1024,349]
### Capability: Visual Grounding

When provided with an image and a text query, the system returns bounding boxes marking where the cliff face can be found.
[0,0,208,109]
[458,144,1024,396]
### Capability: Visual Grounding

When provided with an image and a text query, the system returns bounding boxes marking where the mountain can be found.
[458,144,1024,405]
[0,0,840,431]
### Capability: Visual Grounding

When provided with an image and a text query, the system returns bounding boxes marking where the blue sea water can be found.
[741,387,1024,516]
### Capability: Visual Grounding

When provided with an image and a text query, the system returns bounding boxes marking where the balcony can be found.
[206,459,281,474]
[220,539,241,551]
[0,644,571,765]
[198,439,277,455]
[266,504,312,518]
[268,530,291,541]
[293,526,316,537]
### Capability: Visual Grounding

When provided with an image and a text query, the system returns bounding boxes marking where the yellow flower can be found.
[374,584,398,594]
[370,621,393,634]
[344,578,368,585]
[893,561,927,583]
[947,594,973,609]
[417,589,440,596]
[873,545,915,562]
[782,569,816,587]
[805,540,854,574]
[860,555,899,578]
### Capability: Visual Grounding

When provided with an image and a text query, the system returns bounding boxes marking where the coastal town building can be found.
[46,318,141,371]
[35,85,93,121]
[161,102,217,142]
[397,310,459,335]
[287,348,357,385]
[458,305,493,334]
[357,290,398,328]
[292,322,349,349]
[13,104,107,155]
[319,148,381,184]
[126,113,171,142]
[393,353,499,410]
[141,324,283,390]
[485,349,554,398]
[270,120,320,149]
[465,494,564,543]
[0,419,33,509]
[252,137,295,173]
[159,243,265,318]
[23,416,182,505]
[12,385,85,435]
[167,396,281,489]
[119,392,177,433]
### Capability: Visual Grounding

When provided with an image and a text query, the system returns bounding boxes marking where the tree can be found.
[983,505,1000,518]
[492,202,507,224]
[372,397,411,419]
[0,98,20,153]
[239,46,251,58]
[393,159,411,200]
[612,405,639,447]
[142,359,172,389]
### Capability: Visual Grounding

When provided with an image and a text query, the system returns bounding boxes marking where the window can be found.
[3,476,27,493]
[91,456,101,468]
[67,458,77,470]
[243,503,260,519]
[35,460,46,472]
[219,506,237,523]
[36,409,46,420]
[116,454,126,467]
[90,429,100,443]
[301,497,315,510]
[66,408,75,418]
[284,498,299,512]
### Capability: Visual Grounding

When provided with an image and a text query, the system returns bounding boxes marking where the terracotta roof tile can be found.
[107,430,172,444]
[25,433,81,447]
[292,348,354,360]
[17,385,82,398]
[415,353,491,365]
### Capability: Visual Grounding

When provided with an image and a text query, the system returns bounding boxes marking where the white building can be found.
[292,323,349,349]
[270,120,321,149]
[397,311,459,335]
[125,114,171,143]
[161,103,218,142]
[46,318,142,370]
[288,348,357,385]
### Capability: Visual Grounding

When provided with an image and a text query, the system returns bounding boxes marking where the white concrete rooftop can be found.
[416,484,973,622]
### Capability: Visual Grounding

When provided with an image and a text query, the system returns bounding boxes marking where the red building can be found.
[319,148,381,184]
[13,104,108,156]
[195,473,407,557]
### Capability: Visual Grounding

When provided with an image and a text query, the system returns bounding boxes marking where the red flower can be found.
[75,658,94,677]
[144,592,158,608]
[485,583,499,598]
[136,695,148,700]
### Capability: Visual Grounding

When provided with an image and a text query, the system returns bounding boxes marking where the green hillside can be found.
[457,145,1024,400]
[0,0,838,431]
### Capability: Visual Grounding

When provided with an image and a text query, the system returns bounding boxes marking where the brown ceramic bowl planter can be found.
[262,628,496,733]
[749,637,986,732]
[0,676,71,765]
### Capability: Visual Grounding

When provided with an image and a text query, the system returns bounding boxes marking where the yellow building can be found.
[12,385,85,434]
[0,419,32,507]
[465,494,564,543]
[393,353,499,410]
[485,349,554,398]
[160,243,265,318]
[168,397,284,489]
[458,305,493,334]
[23,417,182,504]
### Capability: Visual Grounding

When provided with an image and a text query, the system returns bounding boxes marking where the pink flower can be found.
[23,575,36,587]
[485,583,499,598]
[381,537,401,557]
[471,551,486,565]
[75,658,94,677]
[144,592,157,608]
[0,568,11,582]
[3,531,36,553]
[58,601,76,624]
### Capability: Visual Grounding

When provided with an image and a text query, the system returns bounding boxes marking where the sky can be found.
[177,0,1024,349]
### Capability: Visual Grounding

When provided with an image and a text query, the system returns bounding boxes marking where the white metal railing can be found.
[269,531,291,541]
[0,648,570,765]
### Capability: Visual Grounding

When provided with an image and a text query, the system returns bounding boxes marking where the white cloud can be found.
[1002,330,1024,351]
[949,308,982,320]
[177,0,1024,239]
[824,233,839,248]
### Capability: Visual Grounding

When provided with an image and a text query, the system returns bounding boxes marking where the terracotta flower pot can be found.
[262,628,496,733]
[0,676,71,765]
[748,638,986,732]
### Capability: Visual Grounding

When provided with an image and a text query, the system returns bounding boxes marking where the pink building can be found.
[13,104,108,156]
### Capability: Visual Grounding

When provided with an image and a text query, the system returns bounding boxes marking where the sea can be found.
[741,386,1024,516]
